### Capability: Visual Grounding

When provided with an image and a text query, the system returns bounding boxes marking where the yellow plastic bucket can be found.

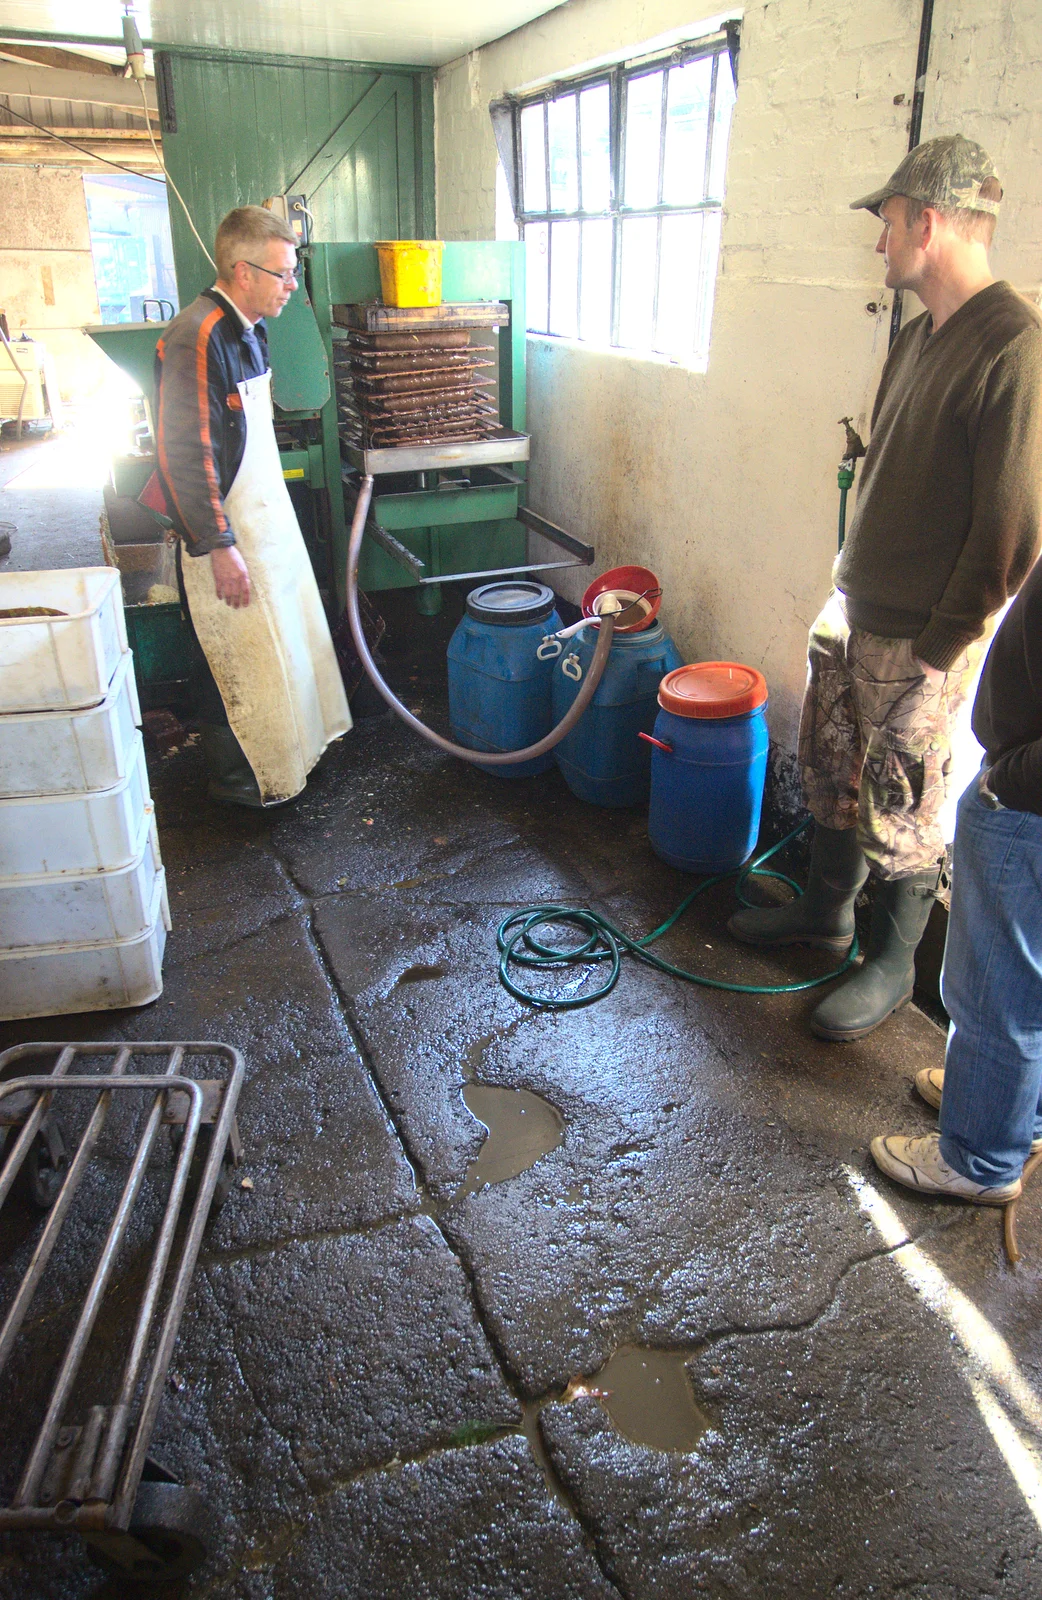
[374,240,444,308]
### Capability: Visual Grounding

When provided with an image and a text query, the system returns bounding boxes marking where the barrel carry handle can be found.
[536,636,563,660]
[562,653,583,682]
[638,731,673,754]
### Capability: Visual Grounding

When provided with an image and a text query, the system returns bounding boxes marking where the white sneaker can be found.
[913,1068,1042,1152]
[913,1067,944,1110]
[870,1132,1021,1205]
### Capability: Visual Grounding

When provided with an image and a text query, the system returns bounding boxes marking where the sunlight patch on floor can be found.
[845,1165,1042,1532]
[3,382,139,493]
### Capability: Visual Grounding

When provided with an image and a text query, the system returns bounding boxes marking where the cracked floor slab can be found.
[539,1249,1042,1598]
[313,887,938,1395]
[173,1217,521,1493]
[258,1433,622,1600]
[198,1046,417,1251]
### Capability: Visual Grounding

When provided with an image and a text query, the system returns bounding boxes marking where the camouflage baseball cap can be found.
[850,134,1002,218]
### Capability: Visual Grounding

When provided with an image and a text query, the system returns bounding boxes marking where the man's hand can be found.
[211,546,251,608]
[914,656,946,691]
[977,765,1005,810]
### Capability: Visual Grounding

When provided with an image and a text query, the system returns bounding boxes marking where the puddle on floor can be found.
[580,1346,710,1453]
[463,1031,498,1083]
[459,1084,563,1195]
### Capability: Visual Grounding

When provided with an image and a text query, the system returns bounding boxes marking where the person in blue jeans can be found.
[871,552,1042,1203]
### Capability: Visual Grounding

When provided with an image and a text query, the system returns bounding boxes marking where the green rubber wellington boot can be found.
[728,823,868,953]
[199,724,265,809]
[809,868,939,1042]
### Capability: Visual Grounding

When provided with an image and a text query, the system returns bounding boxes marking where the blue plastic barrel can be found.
[447,581,562,777]
[551,621,683,806]
[647,662,770,872]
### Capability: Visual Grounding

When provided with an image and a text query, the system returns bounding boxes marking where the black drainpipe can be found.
[888,0,936,349]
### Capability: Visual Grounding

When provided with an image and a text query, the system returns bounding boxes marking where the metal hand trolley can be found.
[0,1041,244,1585]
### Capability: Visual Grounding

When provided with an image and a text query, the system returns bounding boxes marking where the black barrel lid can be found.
[465,580,556,626]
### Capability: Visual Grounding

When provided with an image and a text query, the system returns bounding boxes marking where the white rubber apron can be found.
[181,370,351,803]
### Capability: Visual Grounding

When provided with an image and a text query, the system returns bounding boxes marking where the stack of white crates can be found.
[0,568,170,1019]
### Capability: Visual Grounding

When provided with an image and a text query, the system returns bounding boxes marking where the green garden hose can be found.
[497,818,859,1009]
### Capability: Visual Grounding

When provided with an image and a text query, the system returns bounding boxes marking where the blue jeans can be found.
[939,776,1042,1186]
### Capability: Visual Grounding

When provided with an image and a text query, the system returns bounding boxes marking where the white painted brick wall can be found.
[925,1,1042,295]
[435,0,1042,750]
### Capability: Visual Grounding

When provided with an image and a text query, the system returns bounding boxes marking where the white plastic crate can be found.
[0,871,169,1020]
[0,732,150,877]
[0,567,127,712]
[0,649,141,798]
[0,812,165,948]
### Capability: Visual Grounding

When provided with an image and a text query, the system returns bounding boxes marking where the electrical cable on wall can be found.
[889,0,936,348]
[123,9,216,271]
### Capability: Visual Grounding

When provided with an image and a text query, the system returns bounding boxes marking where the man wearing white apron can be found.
[150,205,350,806]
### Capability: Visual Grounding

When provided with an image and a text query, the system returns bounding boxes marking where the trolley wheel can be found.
[83,1480,209,1585]
[168,1122,235,1216]
[1,1114,69,1210]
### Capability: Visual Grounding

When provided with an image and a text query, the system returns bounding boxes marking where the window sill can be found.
[524,332,709,376]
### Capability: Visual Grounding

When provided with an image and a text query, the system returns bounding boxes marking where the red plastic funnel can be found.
[582,565,662,633]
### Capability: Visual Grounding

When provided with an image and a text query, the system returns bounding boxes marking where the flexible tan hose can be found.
[345,474,616,766]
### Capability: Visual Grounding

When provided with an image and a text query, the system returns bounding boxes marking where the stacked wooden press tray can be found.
[332,301,508,451]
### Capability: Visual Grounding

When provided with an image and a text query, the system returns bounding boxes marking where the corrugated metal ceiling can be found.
[0,0,564,68]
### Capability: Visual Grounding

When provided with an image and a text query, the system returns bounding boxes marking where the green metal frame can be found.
[369,470,522,531]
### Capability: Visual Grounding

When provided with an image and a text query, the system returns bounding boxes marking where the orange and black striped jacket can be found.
[153,289,269,557]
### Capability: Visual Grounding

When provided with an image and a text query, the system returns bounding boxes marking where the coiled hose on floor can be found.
[497,819,860,1009]
[344,474,617,765]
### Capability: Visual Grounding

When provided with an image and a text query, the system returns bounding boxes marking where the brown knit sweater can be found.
[834,281,1042,670]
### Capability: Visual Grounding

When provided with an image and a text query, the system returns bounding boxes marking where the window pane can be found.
[521,102,546,213]
[662,56,713,206]
[579,218,612,344]
[695,210,723,362]
[623,71,663,209]
[579,84,611,212]
[707,53,737,201]
[618,216,657,349]
[656,212,703,359]
[549,220,579,337]
[525,221,549,332]
[547,94,578,212]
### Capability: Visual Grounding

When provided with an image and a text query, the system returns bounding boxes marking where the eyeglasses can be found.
[242,260,299,286]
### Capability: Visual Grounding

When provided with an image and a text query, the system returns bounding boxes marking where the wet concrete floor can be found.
[2,573,1042,1597]
[0,422,109,574]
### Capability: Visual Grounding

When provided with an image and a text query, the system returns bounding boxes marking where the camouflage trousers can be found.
[798,593,983,880]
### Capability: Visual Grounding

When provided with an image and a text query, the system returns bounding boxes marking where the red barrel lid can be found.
[658,662,768,718]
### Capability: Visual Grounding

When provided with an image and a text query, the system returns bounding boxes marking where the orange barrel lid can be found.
[658,662,768,719]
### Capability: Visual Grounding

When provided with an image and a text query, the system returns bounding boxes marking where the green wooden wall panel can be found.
[398,93,415,238]
[251,65,284,198]
[161,52,434,304]
[414,74,436,238]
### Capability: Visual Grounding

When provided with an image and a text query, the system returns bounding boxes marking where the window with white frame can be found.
[493,30,737,368]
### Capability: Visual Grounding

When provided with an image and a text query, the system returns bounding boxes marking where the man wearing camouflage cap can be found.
[730,134,1042,1041]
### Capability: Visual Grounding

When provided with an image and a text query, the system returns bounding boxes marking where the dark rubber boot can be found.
[199,725,265,809]
[810,868,939,1042]
[728,824,868,953]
